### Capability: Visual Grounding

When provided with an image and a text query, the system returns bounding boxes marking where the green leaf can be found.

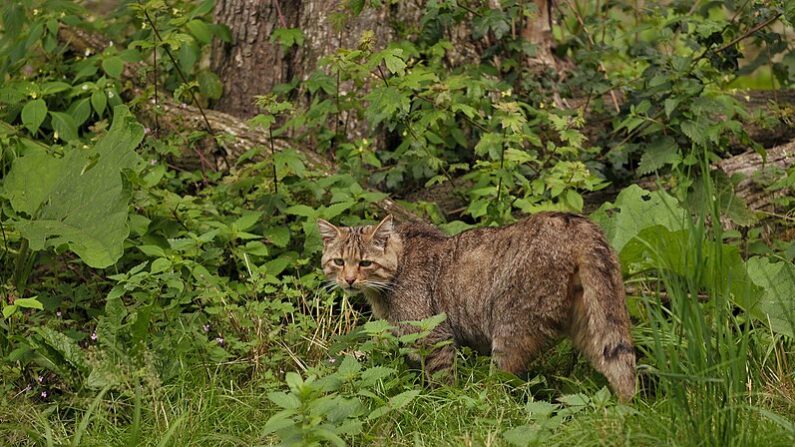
[364,86,410,127]
[383,49,406,75]
[261,409,297,435]
[69,97,92,127]
[233,212,262,231]
[2,305,18,319]
[91,90,107,116]
[50,111,79,142]
[185,19,213,44]
[285,204,317,218]
[336,355,362,379]
[593,185,687,255]
[267,391,301,409]
[746,257,795,337]
[4,106,144,268]
[367,390,420,420]
[14,297,43,310]
[638,136,680,174]
[270,27,305,49]
[21,99,47,134]
[680,120,706,145]
[265,226,290,248]
[197,70,223,100]
[525,400,558,418]
[101,56,124,79]
[150,258,171,274]
[503,424,539,447]
[34,327,88,371]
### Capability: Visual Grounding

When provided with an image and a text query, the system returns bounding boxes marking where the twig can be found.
[142,9,218,173]
[268,126,279,194]
[559,0,620,113]
[273,0,288,28]
[496,129,506,203]
[695,13,782,63]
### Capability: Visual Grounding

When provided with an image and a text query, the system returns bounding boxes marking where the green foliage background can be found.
[1,0,794,445]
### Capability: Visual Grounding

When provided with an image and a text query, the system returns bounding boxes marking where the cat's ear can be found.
[368,215,394,248]
[317,219,341,244]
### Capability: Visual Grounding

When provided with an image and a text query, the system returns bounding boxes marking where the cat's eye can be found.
[359,260,373,267]
[333,258,344,266]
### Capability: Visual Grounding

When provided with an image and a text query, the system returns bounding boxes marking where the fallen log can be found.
[715,139,795,216]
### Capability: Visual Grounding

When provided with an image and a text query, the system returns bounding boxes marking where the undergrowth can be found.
[1,0,795,446]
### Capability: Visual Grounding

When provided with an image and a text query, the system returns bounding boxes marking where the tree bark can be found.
[210,0,299,118]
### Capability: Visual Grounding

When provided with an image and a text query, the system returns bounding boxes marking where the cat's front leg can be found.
[405,323,457,386]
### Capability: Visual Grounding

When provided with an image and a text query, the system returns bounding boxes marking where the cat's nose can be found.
[345,278,356,286]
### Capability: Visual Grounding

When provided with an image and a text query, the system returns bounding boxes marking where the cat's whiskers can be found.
[362,280,395,293]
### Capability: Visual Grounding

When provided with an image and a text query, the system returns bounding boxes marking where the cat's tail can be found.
[570,234,636,402]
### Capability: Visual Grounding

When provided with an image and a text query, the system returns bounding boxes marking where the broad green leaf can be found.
[746,257,795,337]
[34,327,88,371]
[14,297,43,310]
[50,111,79,142]
[2,305,18,319]
[638,136,679,174]
[503,424,540,447]
[592,185,687,254]
[102,56,124,79]
[285,204,317,218]
[21,99,47,134]
[261,409,296,435]
[185,19,212,44]
[383,49,406,75]
[233,212,262,231]
[265,226,290,248]
[91,90,107,116]
[68,97,92,127]
[367,390,420,420]
[40,81,71,96]
[4,106,144,268]
[267,391,301,409]
[197,70,223,100]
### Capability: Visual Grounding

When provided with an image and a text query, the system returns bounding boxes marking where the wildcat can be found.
[317,213,636,401]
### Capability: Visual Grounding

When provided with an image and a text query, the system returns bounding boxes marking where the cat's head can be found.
[317,215,400,295]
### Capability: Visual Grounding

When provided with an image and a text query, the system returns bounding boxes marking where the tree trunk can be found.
[210,0,299,118]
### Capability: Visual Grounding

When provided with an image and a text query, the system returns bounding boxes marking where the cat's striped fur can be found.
[318,213,636,401]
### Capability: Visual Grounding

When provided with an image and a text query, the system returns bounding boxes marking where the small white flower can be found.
[82,84,89,90]
[107,91,114,99]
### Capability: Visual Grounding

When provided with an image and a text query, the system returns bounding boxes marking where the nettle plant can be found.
[279,30,606,226]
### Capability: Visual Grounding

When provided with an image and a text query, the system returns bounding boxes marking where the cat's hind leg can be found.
[491,326,545,378]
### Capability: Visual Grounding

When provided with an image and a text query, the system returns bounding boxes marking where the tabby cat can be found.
[317,213,635,401]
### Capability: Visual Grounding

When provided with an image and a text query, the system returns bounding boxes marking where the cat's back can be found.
[445,211,599,255]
